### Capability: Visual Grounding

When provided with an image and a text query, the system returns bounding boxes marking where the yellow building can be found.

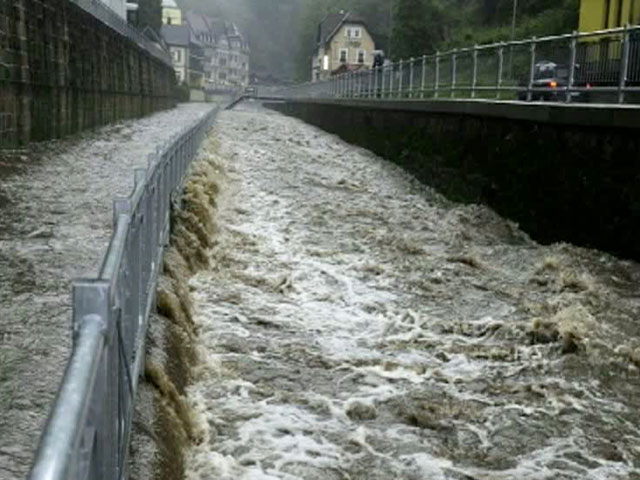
[162,0,182,26]
[579,0,640,32]
[312,12,377,82]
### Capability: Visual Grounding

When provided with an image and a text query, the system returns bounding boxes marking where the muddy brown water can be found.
[181,103,640,480]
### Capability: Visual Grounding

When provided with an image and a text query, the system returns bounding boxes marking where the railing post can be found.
[420,54,427,99]
[497,43,504,99]
[435,52,440,99]
[398,59,404,98]
[368,68,373,98]
[409,58,414,98]
[350,72,355,99]
[374,66,379,98]
[527,37,536,101]
[567,31,578,103]
[472,46,478,98]
[619,24,631,104]
[390,62,395,98]
[451,50,457,98]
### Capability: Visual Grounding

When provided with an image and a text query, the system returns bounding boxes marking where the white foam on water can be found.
[183,105,640,480]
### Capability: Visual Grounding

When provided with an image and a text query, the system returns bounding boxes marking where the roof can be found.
[161,24,190,47]
[184,11,210,36]
[317,11,369,46]
[317,12,348,46]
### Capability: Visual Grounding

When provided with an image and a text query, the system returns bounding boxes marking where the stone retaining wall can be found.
[0,0,176,146]
[267,99,640,261]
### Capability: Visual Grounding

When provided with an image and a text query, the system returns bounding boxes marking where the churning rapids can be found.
[185,103,640,480]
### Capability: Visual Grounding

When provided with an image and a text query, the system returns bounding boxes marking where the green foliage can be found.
[390,0,443,59]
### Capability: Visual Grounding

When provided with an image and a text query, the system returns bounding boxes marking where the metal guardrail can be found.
[278,25,640,104]
[27,105,220,480]
[70,0,173,67]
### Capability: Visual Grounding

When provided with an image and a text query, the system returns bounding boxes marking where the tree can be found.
[390,0,442,60]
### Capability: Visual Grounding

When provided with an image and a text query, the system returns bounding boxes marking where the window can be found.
[345,27,362,39]
[357,50,365,64]
[339,48,348,63]
[172,49,182,63]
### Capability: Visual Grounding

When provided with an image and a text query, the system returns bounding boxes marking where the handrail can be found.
[28,103,221,480]
[278,25,640,105]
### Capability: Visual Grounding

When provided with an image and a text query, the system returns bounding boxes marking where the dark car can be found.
[518,61,587,102]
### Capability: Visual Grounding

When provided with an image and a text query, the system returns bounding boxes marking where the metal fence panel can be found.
[28,102,223,480]
[274,25,640,104]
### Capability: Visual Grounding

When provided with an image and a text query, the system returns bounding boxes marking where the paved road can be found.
[0,103,215,479]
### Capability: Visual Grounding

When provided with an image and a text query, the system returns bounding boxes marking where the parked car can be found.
[244,85,258,97]
[517,61,588,102]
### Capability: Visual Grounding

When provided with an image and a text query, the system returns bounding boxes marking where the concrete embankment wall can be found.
[0,0,176,147]
[266,99,640,261]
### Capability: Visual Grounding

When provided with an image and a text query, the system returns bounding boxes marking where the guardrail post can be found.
[435,52,440,99]
[390,62,395,98]
[420,55,427,99]
[409,58,415,98]
[74,280,116,480]
[398,59,404,98]
[347,72,354,98]
[374,66,379,98]
[527,37,536,101]
[567,31,578,103]
[619,24,631,104]
[472,46,478,98]
[451,50,458,98]
[497,43,504,99]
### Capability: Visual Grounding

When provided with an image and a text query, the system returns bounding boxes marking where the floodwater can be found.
[185,103,640,480]
[0,103,214,480]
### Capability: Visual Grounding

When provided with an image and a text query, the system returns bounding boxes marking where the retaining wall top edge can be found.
[272,99,640,129]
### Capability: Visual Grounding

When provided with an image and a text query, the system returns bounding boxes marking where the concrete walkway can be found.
[0,103,215,479]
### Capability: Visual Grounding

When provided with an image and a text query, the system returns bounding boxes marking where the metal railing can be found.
[28,105,219,480]
[278,25,640,104]
[70,0,173,67]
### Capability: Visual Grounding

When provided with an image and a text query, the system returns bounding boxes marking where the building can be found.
[161,1,205,88]
[579,0,640,32]
[312,11,376,82]
[161,24,190,83]
[185,11,250,90]
[159,1,249,90]
[162,0,182,26]
[99,0,127,19]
